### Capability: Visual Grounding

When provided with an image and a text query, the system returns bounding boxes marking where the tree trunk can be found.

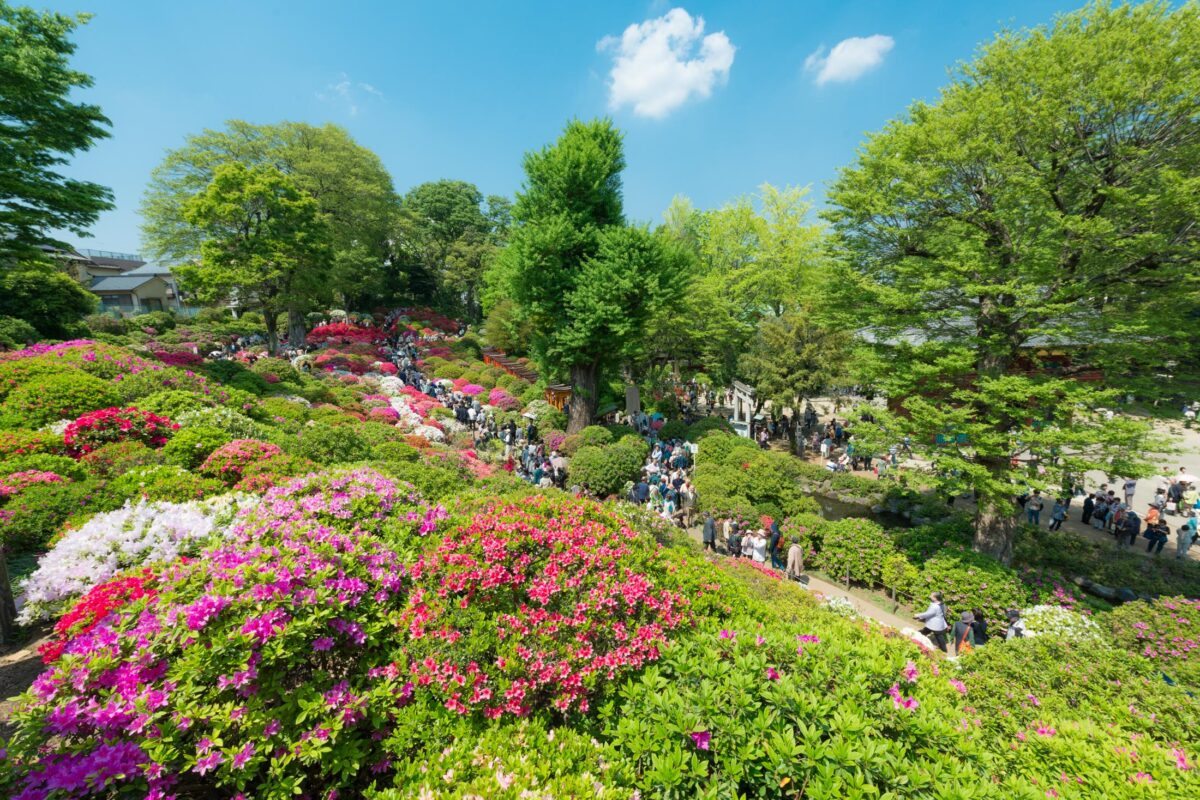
[0,550,16,644]
[264,308,280,356]
[974,502,1018,565]
[567,361,598,434]
[287,306,307,350]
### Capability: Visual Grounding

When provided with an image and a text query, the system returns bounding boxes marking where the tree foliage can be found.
[141,121,395,308]
[0,259,96,338]
[824,0,1198,561]
[177,163,331,354]
[492,119,680,431]
[0,1,112,261]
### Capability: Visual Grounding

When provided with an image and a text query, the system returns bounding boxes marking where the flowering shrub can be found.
[1,340,160,380]
[150,349,204,367]
[306,322,384,344]
[906,543,1032,626]
[2,470,441,800]
[401,495,693,717]
[813,517,893,586]
[487,387,521,410]
[107,465,226,504]
[63,407,177,456]
[568,440,646,497]
[199,439,284,485]
[0,469,66,499]
[1020,604,1109,646]
[17,494,254,623]
[0,453,86,481]
[1109,596,1200,690]
[233,453,319,492]
[1,373,121,427]
[0,479,101,551]
[461,382,485,396]
[36,569,158,663]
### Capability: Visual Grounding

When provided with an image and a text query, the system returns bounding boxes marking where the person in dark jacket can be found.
[632,480,650,504]
[951,611,976,656]
[701,512,717,552]
[727,525,742,558]
[1081,493,1095,525]
[970,608,989,646]
[768,520,783,569]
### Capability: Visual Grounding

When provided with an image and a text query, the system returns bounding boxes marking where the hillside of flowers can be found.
[0,311,1197,798]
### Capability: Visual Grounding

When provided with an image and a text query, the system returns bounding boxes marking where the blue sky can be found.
[55,0,1083,252]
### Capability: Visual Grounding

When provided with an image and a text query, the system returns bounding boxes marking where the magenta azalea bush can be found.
[1109,596,1200,690]
[487,387,521,411]
[1,470,444,800]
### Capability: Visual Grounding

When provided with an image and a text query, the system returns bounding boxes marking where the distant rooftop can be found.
[78,248,143,262]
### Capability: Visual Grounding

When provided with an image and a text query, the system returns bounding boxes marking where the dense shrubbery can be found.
[63,407,176,456]
[293,422,372,464]
[161,425,232,469]
[569,438,647,497]
[2,372,120,427]
[1109,596,1200,690]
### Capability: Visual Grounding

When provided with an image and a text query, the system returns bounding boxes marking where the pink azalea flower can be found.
[690,730,711,750]
[766,667,780,681]
[902,660,919,683]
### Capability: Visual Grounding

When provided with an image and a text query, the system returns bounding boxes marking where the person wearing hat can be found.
[1005,609,1026,640]
[786,536,805,581]
[951,611,976,656]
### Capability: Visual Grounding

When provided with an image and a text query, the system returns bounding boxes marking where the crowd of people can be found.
[1022,470,1199,560]
[913,592,1027,655]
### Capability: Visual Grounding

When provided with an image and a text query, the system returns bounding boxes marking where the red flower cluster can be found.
[39,570,158,663]
[151,350,204,367]
[401,496,695,718]
[306,323,384,345]
[63,407,178,456]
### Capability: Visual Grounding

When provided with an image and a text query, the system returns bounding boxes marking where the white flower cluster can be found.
[823,595,859,618]
[40,419,72,435]
[413,424,447,443]
[17,493,258,623]
[377,376,405,396]
[1021,604,1109,645]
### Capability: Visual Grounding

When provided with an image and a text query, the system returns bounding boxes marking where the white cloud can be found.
[804,34,894,86]
[316,73,385,116]
[598,8,735,119]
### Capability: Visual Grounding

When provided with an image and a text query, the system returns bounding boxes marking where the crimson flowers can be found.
[63,407,177,456]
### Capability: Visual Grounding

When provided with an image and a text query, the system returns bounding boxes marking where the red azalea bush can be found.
[306,322,384,345]
[368,406,400,422]
[400,495,696,717]
[199,439,285,485]
[0,430,66,459]
[38,569,158,664]
[63,407,178,456]
[376,362,398,375]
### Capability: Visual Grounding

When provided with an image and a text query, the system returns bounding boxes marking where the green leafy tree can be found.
[494,119,681,432]
[394,181,507,319]
[824,0,1198,562]
[141,121,396,331]
[0,2,111,261]
[178,163,331,354]
[738,313,850,453]
[0,258,96,338]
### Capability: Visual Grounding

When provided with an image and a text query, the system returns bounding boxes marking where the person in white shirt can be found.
[751,529,768,563]
[914,592,949,652]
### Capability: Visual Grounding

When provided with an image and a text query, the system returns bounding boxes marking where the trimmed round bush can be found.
[162,426,233,470]
[0,453,87,482]
[373,440,420,462]
[79,440,163,479]
[0,429,65,459]
[814,518,893,586]
[199,439,284,485]
[2,373,120,427]
[0,315,39,349]
[63,407,176,456]
[577,425,614,448]
[137,389,215,419]
[293,423,371,464]
[1,479,101,551]
[568,440,645,497]
[107,465,225,504]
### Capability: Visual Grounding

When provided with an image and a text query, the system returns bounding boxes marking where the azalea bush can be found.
[0,479,102,551]
[813,517,893,586]
[568,439,647,497]
[63,407,177,456]
[17,494,254,623]
[106,465,226,504]
[199,439,284,485]
[1109,596,1200,691]
[1,373,120,427]
[79,440,163,478]
[306,321,383,344]
[161,425,231,470]
[1020,604,1109,645]
[1,471,441,800]
[401,495,696,718]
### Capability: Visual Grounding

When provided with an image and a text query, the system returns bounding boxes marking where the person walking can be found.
[727,523,742,558]
[1176,517,1198,560]
[1123,477,1137,508]
[951,611,976,657]
[914,592,949,653]
[1081,492,1095,526]
[1048,498,1067,531]
[1025,490,1044,526]
[786,536,805,580]
[701,512,717,552]
[970,608,989,646]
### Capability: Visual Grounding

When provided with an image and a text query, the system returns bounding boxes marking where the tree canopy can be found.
[0,1,111,261]
[824,0,1199,561]
[141,121,396,312]
[491,119,681,431]
[177,163,331,354]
